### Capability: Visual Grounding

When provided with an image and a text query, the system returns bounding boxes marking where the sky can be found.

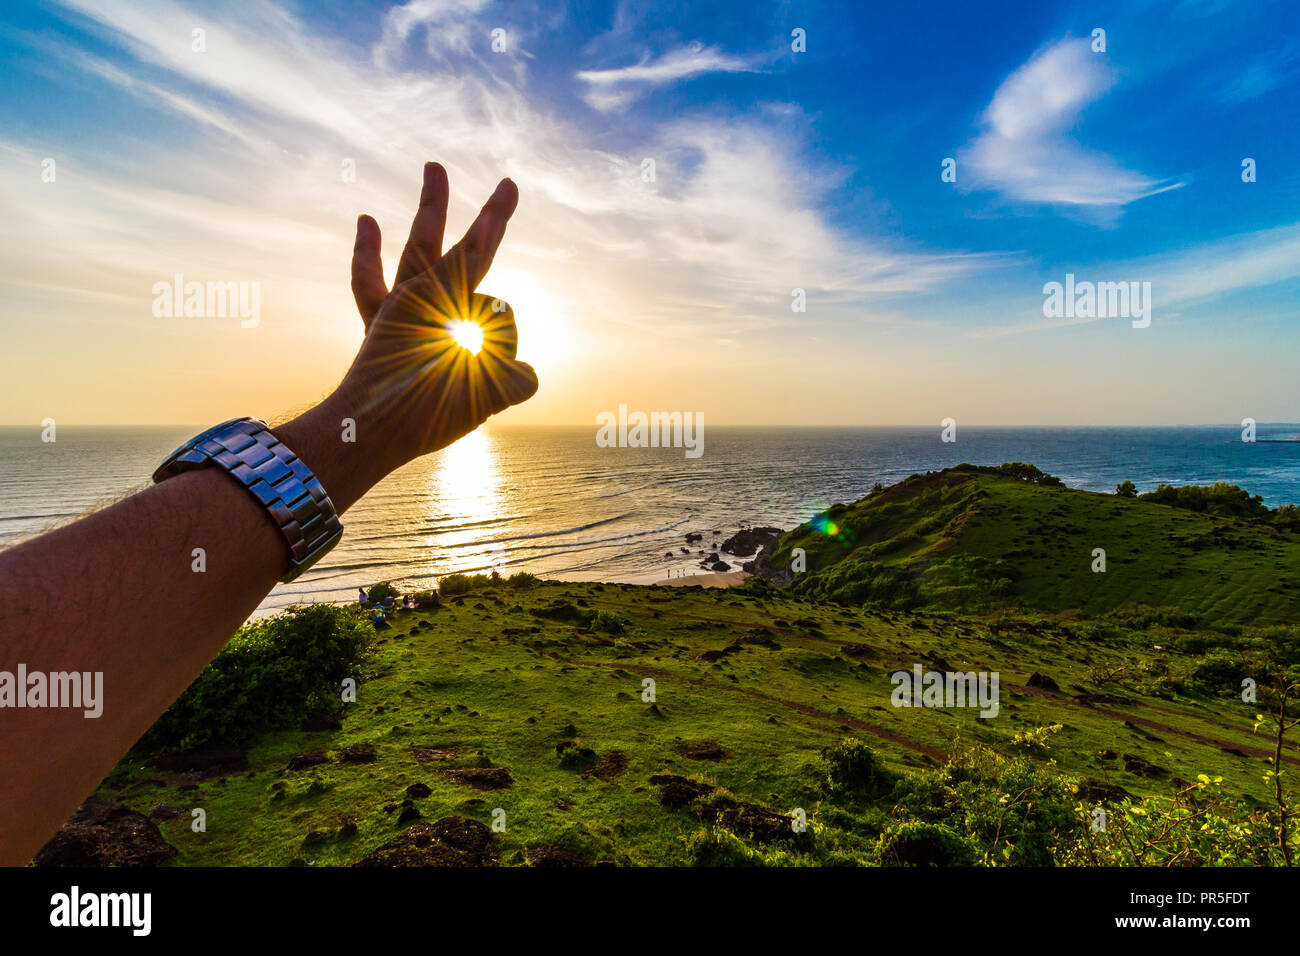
[1,0,1298,426]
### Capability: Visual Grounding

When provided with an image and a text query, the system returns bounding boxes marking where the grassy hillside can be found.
[37,464,1299,867]
[77,574,1297,866]
[765,464,1300,625]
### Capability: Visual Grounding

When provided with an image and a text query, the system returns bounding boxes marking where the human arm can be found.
[0,164,537,865]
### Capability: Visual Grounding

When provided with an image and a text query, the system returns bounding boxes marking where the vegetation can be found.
[768,464,1300,624]
[138,604,372,753]
[76,465,1299,867]
[365,581,401,605]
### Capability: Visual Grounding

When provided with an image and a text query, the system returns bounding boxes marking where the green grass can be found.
[771,465,1300,624]
[97,575,1296,865]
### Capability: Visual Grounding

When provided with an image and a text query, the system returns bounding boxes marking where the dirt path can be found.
[582,598,1300,767]
[525,645,946,760]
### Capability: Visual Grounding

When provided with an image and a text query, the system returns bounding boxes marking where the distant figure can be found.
[404,595,415,610]
[382,595,395,612]
[358,586,367,604]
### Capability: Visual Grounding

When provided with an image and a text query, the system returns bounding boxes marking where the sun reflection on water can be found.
[424,428,506,572]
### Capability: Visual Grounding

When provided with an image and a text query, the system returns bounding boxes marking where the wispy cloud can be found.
[1206,39,1300,105]
[974,222,1300,337]
[959,38,1181,213]
[9,0,989,347]
[576,42,755,111]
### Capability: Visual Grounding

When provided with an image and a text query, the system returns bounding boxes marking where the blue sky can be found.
[1,0,1298,424]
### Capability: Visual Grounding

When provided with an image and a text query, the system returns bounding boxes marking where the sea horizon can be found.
[4,423,1298,617]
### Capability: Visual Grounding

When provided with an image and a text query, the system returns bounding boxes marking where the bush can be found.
[366,581,400,605]
[995,462,1065,487]
[556,740,598,771]
[532,601,587,623]
[139,604,372,753]
[875,821,974,866]
[1188,649,1247,695]
[1116,480,1137,498]
[885,744,1084,866]
[1010,724,1062,753]
[531,602,627,633]
[590,610,627,634]
[1275,504,1300,533]
[439,573,493,596]
[687,826,769,866]
[506,571,539,588]
[823,737,891,798]
[1138,482,1269,520]
[1062,776,1291,866]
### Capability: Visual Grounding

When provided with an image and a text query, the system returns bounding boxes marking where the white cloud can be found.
[0,0,1001,426]
[959,38,1181,211]
[974,222,1300,337]
[576,42,755,111]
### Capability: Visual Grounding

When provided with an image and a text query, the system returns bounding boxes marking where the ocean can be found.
[2,424,1298,616]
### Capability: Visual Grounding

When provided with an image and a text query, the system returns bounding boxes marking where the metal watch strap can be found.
[152,417,343,583]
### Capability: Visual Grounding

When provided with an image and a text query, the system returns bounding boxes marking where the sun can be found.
[447,319,484,354]
[478,266,568,372]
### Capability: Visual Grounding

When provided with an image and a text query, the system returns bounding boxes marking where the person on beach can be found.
[358,586,368,604]
[0,164,538,866]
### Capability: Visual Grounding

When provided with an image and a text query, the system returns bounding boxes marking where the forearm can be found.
[0,165,534,866]
[0,390,387,865]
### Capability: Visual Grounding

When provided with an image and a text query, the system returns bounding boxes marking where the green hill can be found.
[763,463,1300,625]
[37,466,1300,867]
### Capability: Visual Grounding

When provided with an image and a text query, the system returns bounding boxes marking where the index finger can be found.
[426,177,518,296]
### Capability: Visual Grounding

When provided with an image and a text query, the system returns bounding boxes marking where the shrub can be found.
[532,601,587,623]
[139,604,372,753]
[1275,504,1300,533]
[1115,480,1137,498]
[556,740,598,770]
[886,744,1084,866]
[1107,603,1200,630]
[687,826,769,866]
[875,820,974,866]
[590,610,627,634]
[366,581,400,605]
[1062,776,1290,866]
[1188,649,1247,695]
[439,573,493,596]
[995,462,1065,487]
[792,557,920,609]
[507,571,539,588]
[1139,482,1269,520]
[1011,724,1062,753]
[822,737,891,798]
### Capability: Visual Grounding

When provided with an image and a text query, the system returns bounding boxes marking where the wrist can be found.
[273,390,396,514]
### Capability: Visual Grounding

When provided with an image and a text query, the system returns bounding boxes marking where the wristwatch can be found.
[153,417,343,582]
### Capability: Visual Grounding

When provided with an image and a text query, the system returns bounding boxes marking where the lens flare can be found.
[448,319,484,354]
[810,514,840,537]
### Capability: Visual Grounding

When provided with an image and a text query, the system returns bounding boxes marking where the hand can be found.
[274,163,538,512]
[341,162,538,472]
